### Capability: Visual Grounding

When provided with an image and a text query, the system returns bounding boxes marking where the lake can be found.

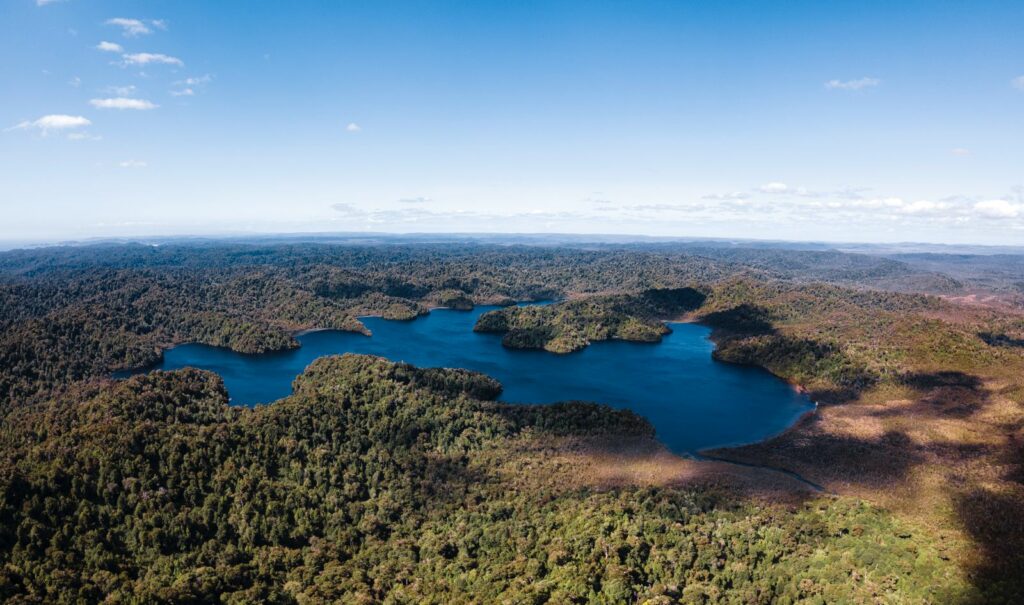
[130,306,814,454]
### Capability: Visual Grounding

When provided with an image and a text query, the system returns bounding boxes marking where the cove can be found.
[128,306,814,454]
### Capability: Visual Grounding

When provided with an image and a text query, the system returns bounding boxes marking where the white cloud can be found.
[96,41,123,53]
[825,77,881,91]
[103,84,136,96]
[1013,76,1024,91]
[104,18,152,37]
[6,114,91,133]
[122,52,183,67]
[171,74,211,96]
[331,203,366,217]
[758,182,789,193]
[398,197,431,204]
[90,97,158,110]
[702,191,750,200]
[974,199,1020,219]
[898,200,948,215]
[67,132,102,141]
[68,76,81,88]
[951,148,971,156]
[36,0,65,5]
[847,197,906,210]
[346,122,361,132]
[119,160,147,169]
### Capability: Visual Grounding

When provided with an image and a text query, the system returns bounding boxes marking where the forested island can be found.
[473,288,705,353]
[1,239,1023,602]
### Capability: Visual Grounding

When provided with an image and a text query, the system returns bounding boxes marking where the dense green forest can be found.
[474,288,705,353]
[0,355,968,603]
[0,241,1022,602]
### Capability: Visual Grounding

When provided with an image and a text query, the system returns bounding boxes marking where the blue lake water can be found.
[132,306,814,454]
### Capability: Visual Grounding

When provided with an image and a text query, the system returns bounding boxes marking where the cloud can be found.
[68,76,81,88]
[345,122,361,132]
[96,41,123,53]
[122,52,183,67]
[90,97,158,110]
[898,200,949,216]
[36,0,65,5]
[951,148,971,156]
[330,203,367,218]
[179,75,211,86]
[824,77,881,91]
[7,114,91,133]
[974,199,1020,219]
[103,84,136,96]
[67,132,102,141]
[702,191,750,201]
[1012,76,1024,91]
[758,182,789,193]
[106,18,160,37]
[171,74,211,96]
[398,197,431,204]
[119,160,147,168]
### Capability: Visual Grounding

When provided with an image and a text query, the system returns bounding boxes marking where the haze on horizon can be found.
[1,0,1022,246]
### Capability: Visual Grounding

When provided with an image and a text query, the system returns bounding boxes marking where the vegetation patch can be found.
[474,287,705,353]
[0,355,971,603]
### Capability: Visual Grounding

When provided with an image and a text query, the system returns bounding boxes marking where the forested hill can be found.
[474,287,706,353]
[0,354,967,603]
[1,241,1023,601]
[0,241,993,408]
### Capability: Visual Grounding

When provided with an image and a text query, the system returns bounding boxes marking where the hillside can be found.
[0,242,1022,602]
[0,355,968,603]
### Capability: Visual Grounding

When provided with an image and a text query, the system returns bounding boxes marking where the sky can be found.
[1,0,1022,245]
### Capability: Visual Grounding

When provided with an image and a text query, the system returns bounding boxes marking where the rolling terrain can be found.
[1,240,1022,602]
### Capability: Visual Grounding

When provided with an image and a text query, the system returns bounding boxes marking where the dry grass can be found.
[482,431,818,503]
[707,370,1024,592]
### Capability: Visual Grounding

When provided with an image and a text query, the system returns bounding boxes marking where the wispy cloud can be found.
[68,132,102,141]
[398,197,431,204]
[951,148,971,156]
[103,84,136,96]
[6,114,91,133]
[346,122,361,132]
[330,203,365,217]
[702,191,750,201]
[974,199,1020,219]
[1013,76,1024,91]
[758,182,789,193]
[824,77,881,91]
[119,160,147,169]
[122,52,183,67]
[96,41,123,53]
[171,74,211,96]
[36,0,66,6]
[179,75,210,86]
[90,97,158,110]
[106,18,161,37]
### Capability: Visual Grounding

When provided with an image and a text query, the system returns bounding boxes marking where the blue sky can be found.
[1,0,1022,244]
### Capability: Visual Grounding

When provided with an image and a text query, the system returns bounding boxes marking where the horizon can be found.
[2,1,1023,245]
[3,229,1024,256]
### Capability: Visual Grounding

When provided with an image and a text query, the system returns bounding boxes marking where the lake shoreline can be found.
[119,305,815,457]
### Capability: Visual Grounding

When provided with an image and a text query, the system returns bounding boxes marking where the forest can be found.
[473,287,705,353]
[0,240,1022,602]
